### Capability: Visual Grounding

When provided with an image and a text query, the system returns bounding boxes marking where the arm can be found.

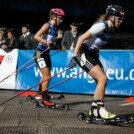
[34,23,50,46]
[61,31,67,47]
[75,22,106,56]
[68,23,106,69]
[68,30,92,69]
[75,30,92,56]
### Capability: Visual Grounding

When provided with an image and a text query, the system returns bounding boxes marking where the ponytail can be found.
[94,14,109,24]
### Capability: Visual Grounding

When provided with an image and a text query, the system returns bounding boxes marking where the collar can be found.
[23,32,30,37]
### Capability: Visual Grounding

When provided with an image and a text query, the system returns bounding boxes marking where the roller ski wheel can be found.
[77,112,91,124]
[85,116,92,124]
[112,114,134,124]
[77,112,85,120]
[54,103,69,110]
[58,94,65,100]
[33,100,40,108]
[27,95,33,101]
[128,115,134,123]
[63,103,69,110]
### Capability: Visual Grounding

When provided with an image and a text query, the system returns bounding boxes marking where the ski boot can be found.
[97,107,116,119]
[33,94,69,110]
[88,105,116,118]
[41,98,55,107]
[33,95,55,108]
[36,85,65,100]
[33,99,69,110]
[77,106,116,124]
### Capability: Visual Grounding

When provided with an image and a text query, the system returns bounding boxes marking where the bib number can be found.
[37,58,46,68]
[80,54,86,66]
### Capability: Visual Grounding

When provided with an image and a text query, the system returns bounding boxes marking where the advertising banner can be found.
[16,50,134,96]
[0,49,18,89]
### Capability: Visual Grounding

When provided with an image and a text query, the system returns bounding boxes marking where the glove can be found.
[49,43,55,49]
[68,56,79,69]
[61,46,66,51]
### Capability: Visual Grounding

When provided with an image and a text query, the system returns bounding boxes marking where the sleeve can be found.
[88,23,106,37]
[61,31,68,47]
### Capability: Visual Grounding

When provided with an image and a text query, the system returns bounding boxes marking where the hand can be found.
[61,46,66,51]
[46,41,55,49]
[68,56,79,69]
[49,43,55,49]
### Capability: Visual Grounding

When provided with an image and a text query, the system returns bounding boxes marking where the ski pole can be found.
[50,50,61,56]
[15,50,61,75]
[0,67,70,106]
[27,70,84,99]
[16,63,36,75]
[0,47,50,84]
[0,48,61,84]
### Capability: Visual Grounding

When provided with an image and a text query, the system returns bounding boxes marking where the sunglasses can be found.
[115,16,124,21]
[57,16,64,20]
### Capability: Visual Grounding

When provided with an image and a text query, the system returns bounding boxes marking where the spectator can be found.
[19,24,37,49]
[61,19,83,50]
[6,28,19,50]
[0,30,8,51]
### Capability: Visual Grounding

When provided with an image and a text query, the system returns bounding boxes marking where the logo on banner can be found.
[0,55,5,64]
[6,55,13,63]
[0,55,13,64]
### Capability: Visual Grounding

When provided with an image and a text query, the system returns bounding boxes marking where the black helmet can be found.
[106,5,125,17]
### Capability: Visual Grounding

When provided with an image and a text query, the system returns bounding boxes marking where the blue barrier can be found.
[16,50,134,96]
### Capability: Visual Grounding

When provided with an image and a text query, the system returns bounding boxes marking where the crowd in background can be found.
[0,19,83,52]
[0,24,38,52]
[1,19,134,51]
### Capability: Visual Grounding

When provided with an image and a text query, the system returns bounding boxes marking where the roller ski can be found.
[77,99,133,124]
[26,84,65,101]
[77,106,134,124]
[27,88,69,110]
[32,98,69,110]
[77,112,134,124]
[20,90,65,106]
[27,94,65,101]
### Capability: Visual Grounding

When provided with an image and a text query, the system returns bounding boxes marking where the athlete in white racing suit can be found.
[68,5,125,119]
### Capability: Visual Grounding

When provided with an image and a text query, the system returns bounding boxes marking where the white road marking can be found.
[120,102,134,106]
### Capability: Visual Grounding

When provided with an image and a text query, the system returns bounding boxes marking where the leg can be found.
[78,52,116,119]
[88,65,116,119]
[34,50,54,106]
[88,65,107,100]
[40,67,51,97]
[37,69,51,99]
[40,67,55,106]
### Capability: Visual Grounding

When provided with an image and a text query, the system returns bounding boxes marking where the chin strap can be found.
[109,17,116,32]
[55,16,58,27]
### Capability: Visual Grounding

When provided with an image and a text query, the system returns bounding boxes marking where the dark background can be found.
[0,0,134,49]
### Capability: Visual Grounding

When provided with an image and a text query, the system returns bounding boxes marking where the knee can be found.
[42,74,51,80]
[98,75,108,84]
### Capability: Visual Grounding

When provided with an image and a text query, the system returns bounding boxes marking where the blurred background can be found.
[0,0,134,49]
